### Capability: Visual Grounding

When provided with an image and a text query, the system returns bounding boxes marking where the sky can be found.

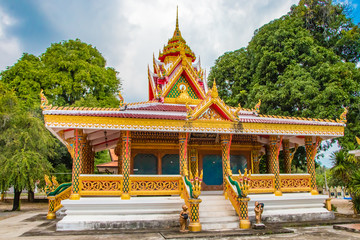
[0,0,359,167]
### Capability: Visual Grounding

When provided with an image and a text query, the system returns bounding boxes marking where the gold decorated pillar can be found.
[121,131,132,200]
[90,150,95,174]
[305,136,320,195]
[179,132,189,175]
[189,148,198,177]
[269,135,282,196]
[115,139,122,174]
[239,197,251,229]
[188,198,202,232]
[66,129,88,200]
[252,150,261,174]
[283,139,291,174]
[81,141,94,174]
[266,145,271,173]
[221,134,232,189]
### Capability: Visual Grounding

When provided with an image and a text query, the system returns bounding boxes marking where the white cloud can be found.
[23,0,298,102]
[0,7,22,71]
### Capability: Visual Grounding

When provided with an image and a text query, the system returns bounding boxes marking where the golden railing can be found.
[130,175,182,195]
[79,174,123,196]
[224,177,240,215]
[79,174,182,196]
[232,174,275,194]
[231,174,312,194]
[280,174,311,192]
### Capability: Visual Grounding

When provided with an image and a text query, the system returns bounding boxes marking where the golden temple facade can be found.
[42,10,345,231]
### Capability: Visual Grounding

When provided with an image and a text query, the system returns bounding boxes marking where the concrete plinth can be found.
[57,196,184,231]
[248,193,334,223]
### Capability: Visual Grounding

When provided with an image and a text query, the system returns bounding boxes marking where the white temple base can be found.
[56,193,334,231]
[248,193,334,223]
[57,196,184,231]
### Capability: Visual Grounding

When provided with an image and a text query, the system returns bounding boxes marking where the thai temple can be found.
[43,9,346,232]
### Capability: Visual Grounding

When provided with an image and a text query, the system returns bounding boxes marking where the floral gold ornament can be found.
[189,170,203,199]
[40,89,52,110]
[119,91,126,108]
[337,107,348,123]
[253,99,261,113]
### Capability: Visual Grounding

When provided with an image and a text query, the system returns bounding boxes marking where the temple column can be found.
[305,136,320,195]
[179,133,189,175]
[266,145,271,173]
[115,139,122,174]
[252,150,261,174]
[239,197,251,229]
[269,136,282,196]
[189,148,198,177]
[188,199,202,232]
[221,134,232,190]
[82,141,93,174]
[121,131,131,200]
[283,139,291,174]
[66,129,87,200]
[90,150,95,174]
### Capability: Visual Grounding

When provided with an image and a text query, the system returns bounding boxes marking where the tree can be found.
[0,83,55,210]
[1,39,121,109]
[208,0,360,150]
[0,39,122,192]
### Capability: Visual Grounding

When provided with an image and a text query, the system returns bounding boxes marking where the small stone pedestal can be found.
[253,223,265,229]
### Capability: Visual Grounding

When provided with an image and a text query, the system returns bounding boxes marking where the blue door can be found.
[133,154,157,174]
[162,154,180,174]
[203,155,223,186]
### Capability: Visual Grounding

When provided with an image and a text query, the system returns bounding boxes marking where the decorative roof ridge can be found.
[257,114,344,126]
[186,82,235,121]
[161,54,206,100]
[165,55,181,77]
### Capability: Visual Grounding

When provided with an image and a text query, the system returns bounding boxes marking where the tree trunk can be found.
[12,189,22,211]
[28,190,34,202]
[0,192,4,202]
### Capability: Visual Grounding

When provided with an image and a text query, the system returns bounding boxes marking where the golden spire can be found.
[173,6,182,38]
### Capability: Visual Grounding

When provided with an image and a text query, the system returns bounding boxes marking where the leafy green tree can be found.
[209,0,360,150]
[1,39,121,109]
[0,83,55,210]
[0,39,122,190]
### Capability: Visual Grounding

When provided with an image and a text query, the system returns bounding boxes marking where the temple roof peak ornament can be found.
[158,8,195,63]
[210,80,219,98]
[119,91,126,109]
[254,99,261,113]
[337,106,348,124]
[40,89,52,110]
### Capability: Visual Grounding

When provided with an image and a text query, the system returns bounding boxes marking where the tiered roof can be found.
[41,9,345,153]
[148,8,206,104]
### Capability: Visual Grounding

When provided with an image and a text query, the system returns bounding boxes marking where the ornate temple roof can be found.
[41,9,346,152]
[148,8,206,104]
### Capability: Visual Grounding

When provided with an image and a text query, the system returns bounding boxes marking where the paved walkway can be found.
[1,211,360,240]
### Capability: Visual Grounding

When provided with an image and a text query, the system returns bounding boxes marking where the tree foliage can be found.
[1,39,121,110]
[0,83,55,210]
[209,0,360,149]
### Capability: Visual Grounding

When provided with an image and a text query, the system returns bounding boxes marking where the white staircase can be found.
[200,192,239,231]
[57,196,184,231]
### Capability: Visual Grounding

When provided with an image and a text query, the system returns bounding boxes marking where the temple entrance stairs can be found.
[57,196,184,231]
[200,191,239,230]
